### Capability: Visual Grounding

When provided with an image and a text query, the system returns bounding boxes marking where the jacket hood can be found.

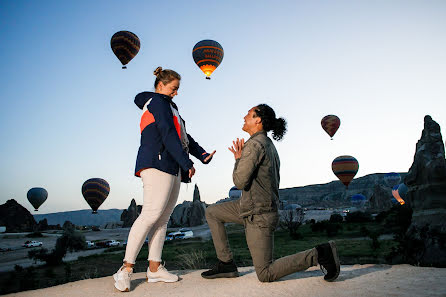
[134,92,172,110]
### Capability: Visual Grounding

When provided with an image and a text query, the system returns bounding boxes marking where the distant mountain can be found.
[33,209,123,226]
[279,172,407,209]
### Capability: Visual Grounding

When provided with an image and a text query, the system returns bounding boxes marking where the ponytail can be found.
[254,104,287,141]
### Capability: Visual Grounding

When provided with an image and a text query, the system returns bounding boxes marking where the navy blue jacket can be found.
[134,92,210,183]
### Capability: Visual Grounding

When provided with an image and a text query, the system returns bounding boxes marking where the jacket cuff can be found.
[201,152,211,164]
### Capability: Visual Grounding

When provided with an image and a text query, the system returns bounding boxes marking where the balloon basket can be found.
[205,77,211,80]
[34,209,38,211]
[122,66,127,69]
[92,211,98,214]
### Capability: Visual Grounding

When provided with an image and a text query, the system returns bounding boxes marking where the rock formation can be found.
[168,184,207,227]
[404,115,446,267]
[120,199,142,228]
[368,184,393,211]
[0,199,37,232]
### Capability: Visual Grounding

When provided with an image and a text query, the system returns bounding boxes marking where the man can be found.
[201,104,340,282]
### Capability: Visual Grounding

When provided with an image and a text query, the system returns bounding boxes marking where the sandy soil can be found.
[5,264,446,297]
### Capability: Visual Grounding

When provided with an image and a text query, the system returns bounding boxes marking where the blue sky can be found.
[1,0,445,214]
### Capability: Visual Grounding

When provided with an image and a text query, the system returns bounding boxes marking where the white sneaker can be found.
[113,265,132,292]
[147,263,179,283]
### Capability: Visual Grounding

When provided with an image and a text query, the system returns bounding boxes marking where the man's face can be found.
[242,107,259,132]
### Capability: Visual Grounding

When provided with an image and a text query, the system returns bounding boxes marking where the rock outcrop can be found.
[168,184,207,227]
[120,199,142,228]
[404,115,446,267]
[0,199,37,232]
[368,184,393,211]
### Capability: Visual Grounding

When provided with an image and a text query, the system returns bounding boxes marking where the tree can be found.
[279,208,305,239]
[28,221,87,265]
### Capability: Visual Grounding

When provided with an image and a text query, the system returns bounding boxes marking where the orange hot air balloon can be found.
[321,115,341,140]
[332,155,359,188]
[192,40,224,79]
[392,185,406,205]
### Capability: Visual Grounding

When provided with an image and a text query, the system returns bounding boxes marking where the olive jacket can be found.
[233,131,280,217]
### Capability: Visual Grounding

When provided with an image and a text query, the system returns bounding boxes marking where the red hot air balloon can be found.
[110,31,140,69]
[392,184,406,205]
[332,155,359,188]
[82,178,110,214]
[192,40,224,79]
[321,115,341,140]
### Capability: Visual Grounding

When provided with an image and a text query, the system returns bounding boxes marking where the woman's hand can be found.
[189,166,196,179]
[228,138,244,160]
[204,150,216,163]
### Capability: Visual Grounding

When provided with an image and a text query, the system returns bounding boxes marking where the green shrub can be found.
[345,211,373,223]
[330,213,344,223]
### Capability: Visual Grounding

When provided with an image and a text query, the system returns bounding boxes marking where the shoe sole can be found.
[114,282,129,292]
[146,276,178,283]
[201,271,240,279]
[325,240,340,282]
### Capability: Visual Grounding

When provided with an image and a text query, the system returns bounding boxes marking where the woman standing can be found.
[114,67,215,292]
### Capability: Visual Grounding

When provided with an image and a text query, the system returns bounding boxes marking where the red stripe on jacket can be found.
[140,111,155,133]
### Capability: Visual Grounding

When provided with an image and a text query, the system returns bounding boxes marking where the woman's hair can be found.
[254,104,287,141]
[153,66,181,89]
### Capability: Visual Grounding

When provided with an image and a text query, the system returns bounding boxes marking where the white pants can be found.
[123,168,181,264]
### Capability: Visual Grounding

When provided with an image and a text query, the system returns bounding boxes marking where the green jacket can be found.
[233,131,280,217]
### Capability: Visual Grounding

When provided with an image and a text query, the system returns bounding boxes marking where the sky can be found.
[0,0,445,214]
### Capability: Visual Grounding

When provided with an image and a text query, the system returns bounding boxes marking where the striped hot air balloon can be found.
[332,155,359,188]
[27,187,48,211]
[82,178,110,214]
[110,31,140,69]
[321,115,341,140]
[192,40,224,79]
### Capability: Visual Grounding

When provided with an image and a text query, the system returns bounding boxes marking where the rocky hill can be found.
[278,173,407,210]
[33,209,123,226]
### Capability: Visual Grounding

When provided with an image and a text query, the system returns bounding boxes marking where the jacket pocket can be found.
[250,212,279,231]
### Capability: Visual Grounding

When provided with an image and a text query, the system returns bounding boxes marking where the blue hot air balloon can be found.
[82,178,110,214]
[384,172,401,188]
[27,187,48,211]
[228,186,242,199]
[351,194,367,207]
[192,40,224,79]
[397,183,408,199]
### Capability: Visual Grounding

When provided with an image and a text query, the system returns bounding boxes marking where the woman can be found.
[202,104,340,283]
[114,67,215,292]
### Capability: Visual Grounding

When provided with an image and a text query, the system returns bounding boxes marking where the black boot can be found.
[316,240,340,281]
[201,259,239,279]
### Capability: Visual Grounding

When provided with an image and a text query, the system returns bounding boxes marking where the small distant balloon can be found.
[27,187,48,211]
[384,172,401,188]
[332,155,359,188]
[351,194,367,207]
[228,186,242,199]
[192,40,224,79]
[82,178,110,214]
[110,31,140,69]
[321,115,341,140]
[392,184,406,205]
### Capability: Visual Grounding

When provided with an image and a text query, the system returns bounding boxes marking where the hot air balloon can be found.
[392,184,406,205]
[228,186,242,199]
[110,31,140,69]
[397,183,408,199]
[321,115,340,140]
[351,194,367,208]
[27,187,48,211]
[82,178,110,214]
[384,172,401,188]
[332,155,359,188]
[192,40,224,79]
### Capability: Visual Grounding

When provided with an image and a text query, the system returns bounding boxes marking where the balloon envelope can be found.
[27,187,48,211]
[384,172,401,188]
[82,178,110,214]
[321,115,340,139]
[228,186,242,199]
[192,40,224,79]
[110,31,140,69]
[351,194,367,207]
[397,183,408,199]
[332,155,359,187]
[392,184,406,205]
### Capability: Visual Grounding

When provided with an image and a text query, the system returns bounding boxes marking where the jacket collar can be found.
[248,130,267,141]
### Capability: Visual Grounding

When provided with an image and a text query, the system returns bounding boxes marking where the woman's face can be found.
[242,107,261,133]
[157,79,180,97]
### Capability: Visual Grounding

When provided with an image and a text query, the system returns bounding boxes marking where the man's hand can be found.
[204,150,216,163]
[189,166,196,179]
[228,138,244,160]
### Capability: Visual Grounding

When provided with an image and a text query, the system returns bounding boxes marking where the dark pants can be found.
[205,200,318,282]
